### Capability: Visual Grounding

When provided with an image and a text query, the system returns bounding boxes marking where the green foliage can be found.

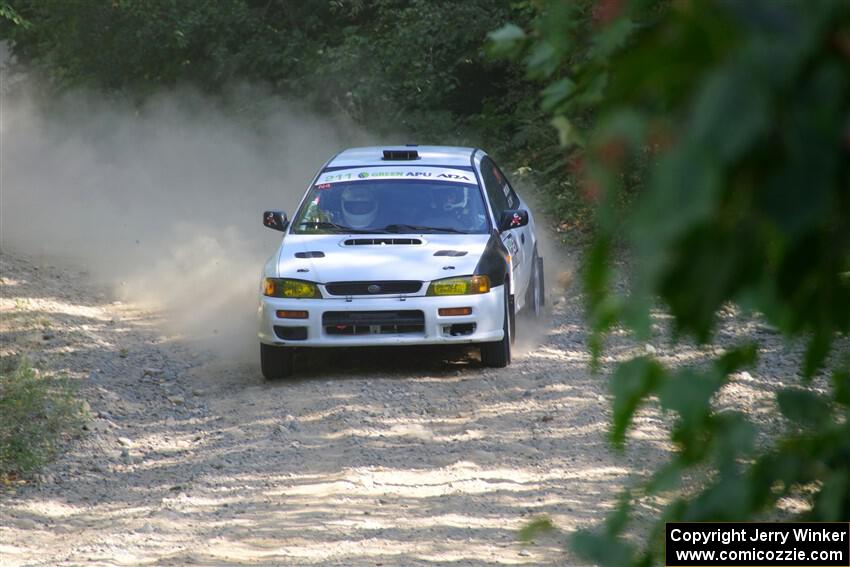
[1,1,525,132]
[494,0,850,563]
[572,492,637,565]
[1,2,29,28]
[0,356,86,479]
[2,0,279,92]
[610,357,663,446]
[517,515,554,543]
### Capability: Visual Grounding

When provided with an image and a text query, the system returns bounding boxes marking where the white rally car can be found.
[258,146,544,378]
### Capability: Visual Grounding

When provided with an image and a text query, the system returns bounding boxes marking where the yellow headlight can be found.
[427,275,490,296]
[263,278,321,298]
[431,279,469,295]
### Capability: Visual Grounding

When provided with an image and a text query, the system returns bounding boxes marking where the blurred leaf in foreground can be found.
[495,0,850,563]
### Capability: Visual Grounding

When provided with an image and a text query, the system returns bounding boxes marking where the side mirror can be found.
[498,209,529,231]
[263,210,289,231]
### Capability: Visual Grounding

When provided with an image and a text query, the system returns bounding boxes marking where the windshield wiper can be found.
[298,221,387,234]
[382,224,466,234]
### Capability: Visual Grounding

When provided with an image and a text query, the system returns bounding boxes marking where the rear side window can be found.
[480,157,517,216]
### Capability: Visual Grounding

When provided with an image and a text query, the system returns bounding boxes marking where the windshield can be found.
[291,169,490,234]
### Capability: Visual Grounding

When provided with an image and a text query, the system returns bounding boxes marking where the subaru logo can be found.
[367,284,381,294]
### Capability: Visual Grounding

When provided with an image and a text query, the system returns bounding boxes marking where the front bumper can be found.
[258,286,505,347]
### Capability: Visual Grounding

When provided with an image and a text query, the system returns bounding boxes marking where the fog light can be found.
[276,310,308,319]
[438,307,472,316]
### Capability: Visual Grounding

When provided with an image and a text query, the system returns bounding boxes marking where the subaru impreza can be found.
[258,146,544,378]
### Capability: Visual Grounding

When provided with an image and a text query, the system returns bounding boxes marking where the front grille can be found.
[325,281,422,296]
[323,310,425,336]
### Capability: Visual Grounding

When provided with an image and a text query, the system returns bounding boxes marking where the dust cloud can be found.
[1,78,375,361]
[1,55,570,365]
[514,200,576,356]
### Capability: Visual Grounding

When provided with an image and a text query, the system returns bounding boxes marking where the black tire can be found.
[480,285,512,368]
[508,292,516,345]
[538,255,546,307]
[260,343,294,380]
[523,250,544,319]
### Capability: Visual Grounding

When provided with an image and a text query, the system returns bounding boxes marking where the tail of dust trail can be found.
[512,183,576,356]
[1,78,376,363]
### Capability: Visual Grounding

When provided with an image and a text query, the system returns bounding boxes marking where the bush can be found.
[494,0,850,563]
[0,356,86,480]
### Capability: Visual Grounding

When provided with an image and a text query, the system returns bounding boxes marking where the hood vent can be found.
[343,238,422,246]
[295,251,325,258]
[433,250,468,257]
[382,149,419,161]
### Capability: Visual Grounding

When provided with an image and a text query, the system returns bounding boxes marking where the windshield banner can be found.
[317,167,475,185]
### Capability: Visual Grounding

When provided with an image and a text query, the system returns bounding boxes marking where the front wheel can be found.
[260,343,294,380]
[480,287,512,368]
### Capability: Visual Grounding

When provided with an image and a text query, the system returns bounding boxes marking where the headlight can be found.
[263,278,322,298]
[427,275,490,296]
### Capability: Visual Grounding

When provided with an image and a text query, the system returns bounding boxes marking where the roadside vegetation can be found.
[0,355,86,482]
[1,279,88,483]
[2,0,848,563]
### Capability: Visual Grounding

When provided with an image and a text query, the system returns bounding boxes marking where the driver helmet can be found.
[441,186,468,211]
[341,185,378,228]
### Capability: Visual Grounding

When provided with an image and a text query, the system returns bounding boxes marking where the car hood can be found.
[275,233,490,283]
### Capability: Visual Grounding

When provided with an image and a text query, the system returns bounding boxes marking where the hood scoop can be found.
[295,251,325,258]
[343,238,422,246]
[433,250,468,257]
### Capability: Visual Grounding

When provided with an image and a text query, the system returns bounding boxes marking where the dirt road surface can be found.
[0,251,819,566]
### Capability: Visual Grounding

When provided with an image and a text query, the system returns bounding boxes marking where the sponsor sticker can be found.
[317,167,474,185]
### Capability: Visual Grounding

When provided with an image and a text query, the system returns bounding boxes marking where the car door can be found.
[494,161,536,307]
[502,173,536,304]
[479,156,526,299]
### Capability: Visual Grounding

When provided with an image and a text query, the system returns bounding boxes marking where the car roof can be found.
[326,146,479,169]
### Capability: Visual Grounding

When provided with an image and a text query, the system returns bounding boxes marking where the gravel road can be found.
[0,251,833,566]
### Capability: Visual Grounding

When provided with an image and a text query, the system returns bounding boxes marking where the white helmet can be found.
[442,186,468,211]
[341,186,378,228]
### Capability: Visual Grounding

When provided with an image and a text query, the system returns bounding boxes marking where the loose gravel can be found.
[0,251,839,566]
